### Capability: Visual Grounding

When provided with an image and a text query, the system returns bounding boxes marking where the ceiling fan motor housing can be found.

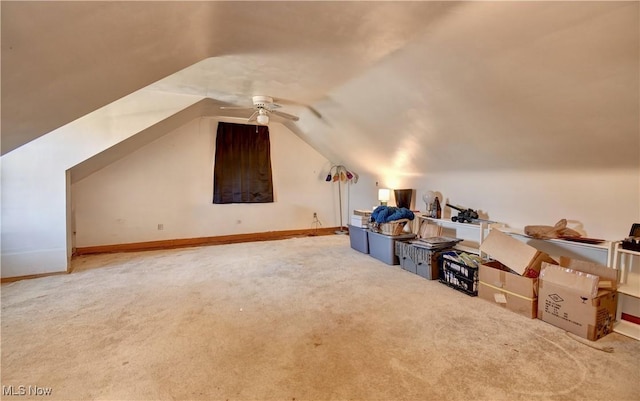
[252,95,274,109]
[218,95,298,123]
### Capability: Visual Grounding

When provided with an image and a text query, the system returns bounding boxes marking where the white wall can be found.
[311,1,640,242]
[347,168,639,242]
[1,90,204,278]
[72,119,339,247]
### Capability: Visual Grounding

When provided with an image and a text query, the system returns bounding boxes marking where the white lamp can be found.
[378,188,390,206]
[256,109,269,125]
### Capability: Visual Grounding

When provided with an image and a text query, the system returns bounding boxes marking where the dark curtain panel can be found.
[213,122,274,204]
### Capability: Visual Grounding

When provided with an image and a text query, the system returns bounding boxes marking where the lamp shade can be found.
[378,188,390,202]
[256,113,269,125]
[394,189,413,209]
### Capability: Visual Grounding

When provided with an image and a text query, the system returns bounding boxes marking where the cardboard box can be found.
[537,260,619,341]
[478,230,558,318]
[350,215,369,228]
[478,261,538,318]
[480,229,557,277]
[353,209,372,217]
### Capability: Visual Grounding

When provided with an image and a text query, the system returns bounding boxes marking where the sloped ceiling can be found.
[2,1,638,178]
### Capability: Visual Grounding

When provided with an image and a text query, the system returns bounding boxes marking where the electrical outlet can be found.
[157,223,164,230]
[313,212,317,219]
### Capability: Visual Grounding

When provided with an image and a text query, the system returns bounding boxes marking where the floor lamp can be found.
[325,165,357,235]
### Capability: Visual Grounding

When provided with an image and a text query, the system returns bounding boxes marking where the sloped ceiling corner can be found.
[1,1,458,155]
[70,98,221,184]
[2,1,638,181]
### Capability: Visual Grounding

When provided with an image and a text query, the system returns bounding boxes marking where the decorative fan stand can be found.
[325,165,358,235]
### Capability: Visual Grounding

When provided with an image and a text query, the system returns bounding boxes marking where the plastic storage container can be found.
[348,224,369,254]
[395,242,445,279]
[368,230,416,265]
[396,241,417,273]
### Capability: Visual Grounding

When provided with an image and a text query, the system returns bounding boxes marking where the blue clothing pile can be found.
[370,206,415,224]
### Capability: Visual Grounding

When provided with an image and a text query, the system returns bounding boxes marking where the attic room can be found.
[1,1,639,400]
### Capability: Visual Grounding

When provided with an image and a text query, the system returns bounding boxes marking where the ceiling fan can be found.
[219,96,300,125]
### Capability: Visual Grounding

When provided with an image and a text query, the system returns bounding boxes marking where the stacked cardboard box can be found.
[478,229,558,319]
[478,230,619,340]
[538,260,618,341]
[351,209,372,228]
[350,215,369,228]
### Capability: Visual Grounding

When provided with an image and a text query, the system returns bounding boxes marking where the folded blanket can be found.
[371,206,415,223]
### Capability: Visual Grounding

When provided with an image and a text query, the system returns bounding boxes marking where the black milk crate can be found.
[438,253,479,296]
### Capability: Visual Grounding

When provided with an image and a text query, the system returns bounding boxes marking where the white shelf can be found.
[612,242,640,341]
[418,216,480,226]
[618,283,640,298]
[612,241,639,296]
[613,319,640,340]
[415,216,489,257]
[617,247,640,257]
[619,285,640,298]
[497,228,612,266]
[417,216,502,229]
[498,228,612,250]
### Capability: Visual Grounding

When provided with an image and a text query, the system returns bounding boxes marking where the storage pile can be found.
[477,229,557,318]
[477,229,618,340]
[348,209,416,265]
[347,211,622,341]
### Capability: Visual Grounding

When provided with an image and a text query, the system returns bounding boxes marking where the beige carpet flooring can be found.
[1,235,639,401]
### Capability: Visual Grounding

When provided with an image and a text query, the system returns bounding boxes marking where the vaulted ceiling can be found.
[2,1,638,177]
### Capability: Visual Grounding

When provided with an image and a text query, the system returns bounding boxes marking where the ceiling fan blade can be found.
[269,109,299,121]
[219,106,254,111]
[273,97,323,119]
[305,106,323,119]
[247,110,259,122]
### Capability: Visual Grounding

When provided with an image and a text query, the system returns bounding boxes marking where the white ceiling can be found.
[2,1,638,179]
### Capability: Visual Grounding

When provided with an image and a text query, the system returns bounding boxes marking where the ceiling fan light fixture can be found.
[256,109,269,125]
[256,114,269,125]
